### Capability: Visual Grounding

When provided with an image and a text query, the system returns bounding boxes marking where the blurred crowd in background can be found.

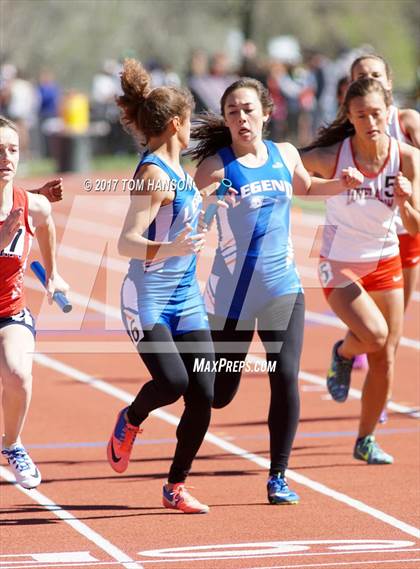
[0,38,418,168]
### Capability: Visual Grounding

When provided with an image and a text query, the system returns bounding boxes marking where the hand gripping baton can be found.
[30,261,72,313]
[203,178,232,225]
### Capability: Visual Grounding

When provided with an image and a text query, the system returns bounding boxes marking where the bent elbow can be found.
[117,237,129,258]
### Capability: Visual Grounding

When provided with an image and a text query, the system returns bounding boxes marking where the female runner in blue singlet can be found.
[106,59,215,514]
[192,77,363,504]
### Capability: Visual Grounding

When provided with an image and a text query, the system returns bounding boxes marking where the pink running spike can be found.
[162,483,209,514]
[353,353,369,370]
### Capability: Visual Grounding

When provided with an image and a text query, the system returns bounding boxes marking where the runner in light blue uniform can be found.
[108,58,214,514]
[205,140,302,321]
[122,152,208,339]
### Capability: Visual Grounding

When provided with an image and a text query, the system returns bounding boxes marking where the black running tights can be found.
[127,325,215,484]
[209,293,304,476]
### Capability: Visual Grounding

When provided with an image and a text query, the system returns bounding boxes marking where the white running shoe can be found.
[2,444,42,489]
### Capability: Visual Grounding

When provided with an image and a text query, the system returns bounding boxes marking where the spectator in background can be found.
[336,76,350,108]
[186,49,209,113]
[238,41,267,85]
[37,69,61,157]
[188,51,238,114]
[147,59,181,88]
[38,69,60,121]
[266,60,288,142]
[305,50,329,133]
[91,59,121,122]
[91,59,134,154]
[3,67,38,162]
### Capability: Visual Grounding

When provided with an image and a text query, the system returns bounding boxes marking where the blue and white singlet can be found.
[121,152,208,342]
[205,140,302,320]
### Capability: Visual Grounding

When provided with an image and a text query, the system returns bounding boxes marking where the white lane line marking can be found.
[253,357,419,419]
[0,562,124,569]
[136,550,420,564]
[3,556,419,569]
[298,370,420,419]
[0,467,142,569]
[33,353,420,540]
[243,558,420,569]
[138,539,417,559]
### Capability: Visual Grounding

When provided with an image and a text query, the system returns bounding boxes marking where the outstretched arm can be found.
[27,192,68,301]
[28,178,63,203]
[283,143,363,198]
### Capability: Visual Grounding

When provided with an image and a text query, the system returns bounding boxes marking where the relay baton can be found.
[30,261,72,313]
[203,178,232,225]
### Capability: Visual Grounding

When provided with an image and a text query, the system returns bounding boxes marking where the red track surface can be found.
[1,171,419,569]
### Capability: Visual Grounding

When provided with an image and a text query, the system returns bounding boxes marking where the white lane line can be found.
[244,558,420,569]
[0,564,119,569]
[298,370,420,419]
[33,353,420,540]
[253,358,419,419]
[25,278,419,417]
[0,469,142,569]
[4,555,418,569]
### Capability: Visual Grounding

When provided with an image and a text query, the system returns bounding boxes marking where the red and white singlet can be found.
[0,186,34,317]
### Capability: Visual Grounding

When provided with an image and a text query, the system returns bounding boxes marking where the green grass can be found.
[23,153,137,178]
[292,196,326,214]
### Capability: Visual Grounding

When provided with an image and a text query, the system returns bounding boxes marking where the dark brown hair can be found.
[303,78,391,150]
[117,58,194,142]
[350,54,392,82]
[0,116,18,133]
[189,77,273,163]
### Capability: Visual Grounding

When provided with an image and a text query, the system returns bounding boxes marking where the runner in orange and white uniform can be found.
[0,116,69,490]
[302,78,419,465]
[319,134,403,296]
[350,55,420,309]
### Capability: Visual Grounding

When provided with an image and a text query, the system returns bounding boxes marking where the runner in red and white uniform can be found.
[350,54,420,309]
[0,116,69,489]
[302,78,419,465]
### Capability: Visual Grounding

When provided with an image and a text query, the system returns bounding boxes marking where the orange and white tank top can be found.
[321,136,400,262]
[0,186,34,317]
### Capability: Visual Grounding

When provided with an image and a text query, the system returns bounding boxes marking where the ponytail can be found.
[188,114,232,164]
